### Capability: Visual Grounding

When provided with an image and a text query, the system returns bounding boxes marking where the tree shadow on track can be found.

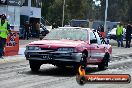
[24,65,99,77]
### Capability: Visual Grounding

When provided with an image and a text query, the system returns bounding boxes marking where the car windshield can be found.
[43,28,88,41]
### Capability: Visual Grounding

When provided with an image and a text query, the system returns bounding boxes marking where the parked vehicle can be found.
[70,19,89,27]
[107,28,126,40]
[25,27,112,72]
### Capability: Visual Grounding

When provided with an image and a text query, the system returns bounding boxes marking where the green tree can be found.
[47,0,63,26]
[127,0,132,22]
[41,0,132,25]
[41,0,97,26]
[100,0,131,22]
[41,0,54,19]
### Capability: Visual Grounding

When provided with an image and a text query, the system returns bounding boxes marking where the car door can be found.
[88,31,104,63]
[94,32,106,59]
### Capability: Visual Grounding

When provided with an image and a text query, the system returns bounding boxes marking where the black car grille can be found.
[41,48,57,51]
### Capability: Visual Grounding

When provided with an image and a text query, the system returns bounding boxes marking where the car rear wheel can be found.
[29,60,41,72]
[98,53,109,70]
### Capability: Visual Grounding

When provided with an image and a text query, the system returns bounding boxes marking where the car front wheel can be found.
[98,59,108,70]
[29,60,41,72]
[98,53,109,70]
[74,52,87,71]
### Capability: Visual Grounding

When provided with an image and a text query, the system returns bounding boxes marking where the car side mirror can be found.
[90,39,97,44]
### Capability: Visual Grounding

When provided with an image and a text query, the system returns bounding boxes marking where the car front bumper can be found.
[25,50,82,63]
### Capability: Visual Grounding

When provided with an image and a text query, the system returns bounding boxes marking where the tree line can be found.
[41,0,132,26]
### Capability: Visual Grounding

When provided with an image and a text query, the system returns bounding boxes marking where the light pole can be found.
[62,0,65,27]
[104,0,108,34]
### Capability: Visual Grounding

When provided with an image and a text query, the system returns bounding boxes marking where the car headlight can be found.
[26,46,41,50]
[57,48,76,52]
[34,46,41,50]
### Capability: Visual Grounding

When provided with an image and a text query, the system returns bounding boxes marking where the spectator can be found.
[52,22,58,29]
[116,23,124,47]
[100,25,106,38]
[97,26,101,32]
[0,14,10,59]
[126,22,132,48]
[36,22,40,38]
[100,25,104,32]
[24,21,30,40]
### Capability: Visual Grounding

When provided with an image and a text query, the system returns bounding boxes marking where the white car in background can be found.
[107,28,126,40]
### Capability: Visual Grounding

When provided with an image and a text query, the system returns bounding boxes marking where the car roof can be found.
[82,28,94,30]
[58,27,81,29]
[58,27,93,31]
[55,27,95,34]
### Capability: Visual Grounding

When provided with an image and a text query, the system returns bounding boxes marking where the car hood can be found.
[28,39,86,47]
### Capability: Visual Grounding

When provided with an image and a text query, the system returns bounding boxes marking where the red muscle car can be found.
[25,27,112,72]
